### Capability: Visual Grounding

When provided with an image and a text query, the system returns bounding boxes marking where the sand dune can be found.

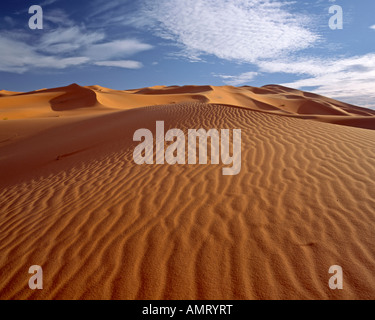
[2,83,374,128]
[0,84,375,299]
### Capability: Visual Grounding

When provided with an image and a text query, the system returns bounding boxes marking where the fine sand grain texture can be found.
[0,84,375,299]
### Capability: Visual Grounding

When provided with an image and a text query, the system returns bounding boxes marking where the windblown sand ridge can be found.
[0,84,374,299]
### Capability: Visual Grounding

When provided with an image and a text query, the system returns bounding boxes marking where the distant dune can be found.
[0,84,374,299]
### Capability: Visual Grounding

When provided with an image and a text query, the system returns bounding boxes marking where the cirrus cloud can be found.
[0,35,89,73]
[137,0,319,62]
[214,71,258,85]
[94,60,143,69]
[0,24,153,73]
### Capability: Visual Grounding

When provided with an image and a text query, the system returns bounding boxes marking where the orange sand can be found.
[0,84,374,299]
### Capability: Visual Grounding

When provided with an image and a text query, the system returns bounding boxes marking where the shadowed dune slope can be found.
[0,85,375,300]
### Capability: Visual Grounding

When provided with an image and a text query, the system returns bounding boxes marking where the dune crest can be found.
[1,84,374,129]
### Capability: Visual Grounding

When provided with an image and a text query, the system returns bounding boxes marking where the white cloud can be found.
[0,25,152,73]
[138,0,318,63]
[370,25,375,30]
[87,0,125,20]
[43,9,76,27]
[40,0,60,6]
[0,4,153,73]
[214,71,258,85]
[0,35,89,73]
[38,27,152,59]
[40,26,105,53]
[94,60,143,69]
[85,39,153,60]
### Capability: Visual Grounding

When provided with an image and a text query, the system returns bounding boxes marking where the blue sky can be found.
[1,0,375,108]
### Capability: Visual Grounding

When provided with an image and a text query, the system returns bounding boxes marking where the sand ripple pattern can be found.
[1,103,375,299]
